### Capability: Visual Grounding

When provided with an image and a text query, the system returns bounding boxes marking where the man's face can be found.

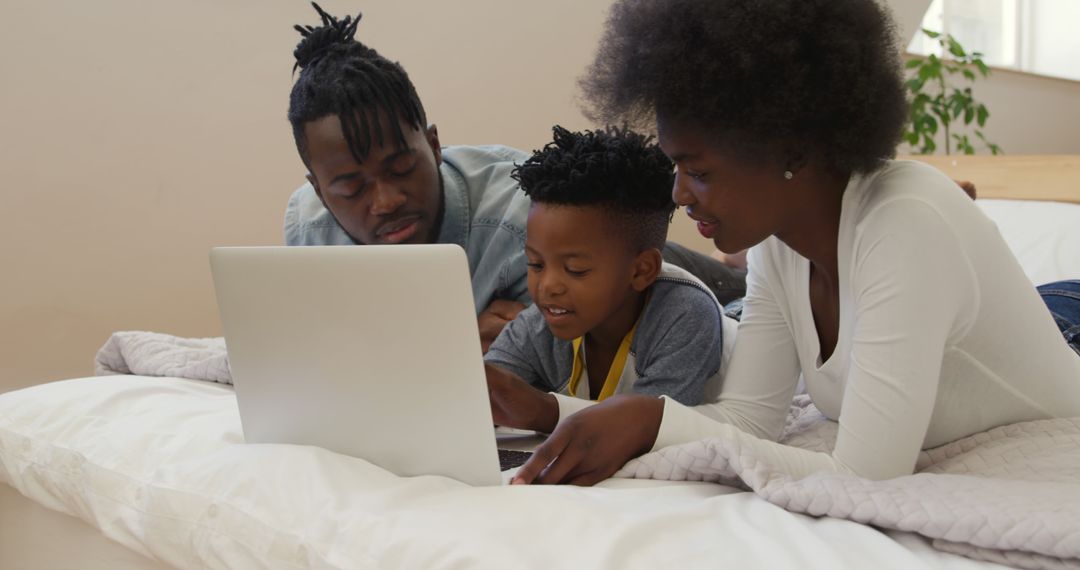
[304,113,443,244]
[525,203,644,342]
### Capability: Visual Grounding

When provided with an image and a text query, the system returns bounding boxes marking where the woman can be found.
[493,0,1080,485]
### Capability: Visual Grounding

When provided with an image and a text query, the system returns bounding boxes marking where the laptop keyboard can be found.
[498,449,533,471]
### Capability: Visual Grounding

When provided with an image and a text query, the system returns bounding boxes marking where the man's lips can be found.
[376,216,421,244]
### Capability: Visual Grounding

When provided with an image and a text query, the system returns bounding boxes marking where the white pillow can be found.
[976,199,1080,285]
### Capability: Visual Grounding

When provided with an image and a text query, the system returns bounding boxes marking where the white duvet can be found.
[0,376,1002,570]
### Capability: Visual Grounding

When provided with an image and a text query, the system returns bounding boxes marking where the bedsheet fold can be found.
[619,404,1080,570]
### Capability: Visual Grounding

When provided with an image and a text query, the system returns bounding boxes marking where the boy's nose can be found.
[369,181,407,215]
[539,273,567,297]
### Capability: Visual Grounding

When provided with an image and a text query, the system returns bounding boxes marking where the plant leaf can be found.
[947,37,966,58]
[905,58,923,69]
[922,28,942,39]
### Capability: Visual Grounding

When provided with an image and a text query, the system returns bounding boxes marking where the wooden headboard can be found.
[901,155,1080,204]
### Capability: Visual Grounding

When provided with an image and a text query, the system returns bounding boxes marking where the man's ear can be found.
[631,247,664,292]
[307,173,328,209]
[426,123,443,166]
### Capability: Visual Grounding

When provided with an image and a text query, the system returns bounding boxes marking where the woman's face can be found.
[658,119,794,254]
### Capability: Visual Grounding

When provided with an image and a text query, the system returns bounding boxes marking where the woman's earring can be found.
[783,170,794,180]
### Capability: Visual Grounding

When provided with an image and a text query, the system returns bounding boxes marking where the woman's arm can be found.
[513,243,806,483]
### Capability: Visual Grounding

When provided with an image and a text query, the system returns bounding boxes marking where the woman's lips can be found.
[696,220,719,239]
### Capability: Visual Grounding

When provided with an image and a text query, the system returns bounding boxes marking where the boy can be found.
[484,126,736,434]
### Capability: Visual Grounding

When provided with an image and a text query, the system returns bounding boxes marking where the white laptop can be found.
[209,244,532,487]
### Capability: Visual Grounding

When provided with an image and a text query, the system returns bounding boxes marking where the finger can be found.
[511,428,571,484]
[535,439,589,485]
[565,469,607,487]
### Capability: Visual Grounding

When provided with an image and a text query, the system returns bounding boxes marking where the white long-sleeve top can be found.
[652,160,1080,480]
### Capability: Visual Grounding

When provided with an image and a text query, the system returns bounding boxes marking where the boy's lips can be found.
[540,303,575,325]
[376,216,421,244]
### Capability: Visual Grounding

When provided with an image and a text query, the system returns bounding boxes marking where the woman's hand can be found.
[485,363,558,433]
[511,394,664,486]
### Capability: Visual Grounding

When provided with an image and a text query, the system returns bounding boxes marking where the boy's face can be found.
[304,113,443,245]
[525,203,653,342]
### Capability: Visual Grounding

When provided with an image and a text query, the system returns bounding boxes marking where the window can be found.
[908,0,1080,82]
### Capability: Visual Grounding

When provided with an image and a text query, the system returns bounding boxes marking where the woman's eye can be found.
[686,171,706,181]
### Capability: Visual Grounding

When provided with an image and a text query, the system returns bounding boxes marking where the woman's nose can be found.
[672,171,694,207]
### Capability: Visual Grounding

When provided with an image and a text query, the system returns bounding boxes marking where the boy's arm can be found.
[483,305,568,431]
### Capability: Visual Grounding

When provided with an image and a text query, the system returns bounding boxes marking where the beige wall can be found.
[2,0,1077,392]
[0,0,619,391]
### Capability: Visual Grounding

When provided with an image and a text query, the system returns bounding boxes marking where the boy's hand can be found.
[485,363,558,433]
[511,394,664,486]
[478,299,526,353]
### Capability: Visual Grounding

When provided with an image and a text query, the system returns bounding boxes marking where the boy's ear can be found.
[307,173,328,209]
[630,248,663,292]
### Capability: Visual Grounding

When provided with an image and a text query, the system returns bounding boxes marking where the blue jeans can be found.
[1039,280,1080,357]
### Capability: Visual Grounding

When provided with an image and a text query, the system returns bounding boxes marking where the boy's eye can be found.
[526,262,544,271]
[565,267,590,277]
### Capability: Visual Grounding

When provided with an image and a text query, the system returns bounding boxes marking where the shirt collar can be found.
[435,159,470,248]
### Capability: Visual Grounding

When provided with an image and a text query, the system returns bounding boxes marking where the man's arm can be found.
[478,299,526,353]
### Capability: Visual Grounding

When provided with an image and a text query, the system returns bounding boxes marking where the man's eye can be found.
[388,156,417,177]
[390,165,415,178]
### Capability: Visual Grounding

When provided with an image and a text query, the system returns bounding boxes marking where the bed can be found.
[2,156,1078,570]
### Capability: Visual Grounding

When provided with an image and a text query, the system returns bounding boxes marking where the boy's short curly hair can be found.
[512,125,676,252]
[580,0,908,174]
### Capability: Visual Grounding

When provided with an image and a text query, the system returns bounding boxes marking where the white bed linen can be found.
[976,199,1080,284]
[0,376,1004,569]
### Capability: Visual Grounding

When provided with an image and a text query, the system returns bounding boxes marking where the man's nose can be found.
[369,180,407,215]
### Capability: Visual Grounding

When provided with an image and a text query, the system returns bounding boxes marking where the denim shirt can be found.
[284,144,532,313]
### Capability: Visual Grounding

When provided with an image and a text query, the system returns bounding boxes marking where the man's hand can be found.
[478,299,526,353]
[485,363,558,432]
[955,179,977,200]
[510,394,664,486]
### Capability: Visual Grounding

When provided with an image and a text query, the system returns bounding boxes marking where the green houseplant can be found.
[903,29,1002,155]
